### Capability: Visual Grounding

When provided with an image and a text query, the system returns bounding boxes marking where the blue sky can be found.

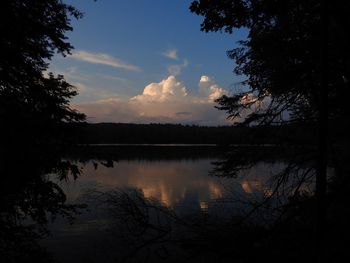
[50,0,247,125]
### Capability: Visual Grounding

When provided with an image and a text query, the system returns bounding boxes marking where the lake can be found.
[40,145,298,263]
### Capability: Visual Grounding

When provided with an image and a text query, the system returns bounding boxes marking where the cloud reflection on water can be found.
[59,159,281,211]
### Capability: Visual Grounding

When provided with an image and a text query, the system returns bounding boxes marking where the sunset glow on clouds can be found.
[48,1,247,125]
[132,75,187,102]
[73,75,229,125]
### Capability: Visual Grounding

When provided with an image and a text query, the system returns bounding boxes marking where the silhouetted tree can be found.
[190,0,350,240]
[0,1,86,261]
[0,144,85,262]
[190,0,349,126]
[0,0,85,149]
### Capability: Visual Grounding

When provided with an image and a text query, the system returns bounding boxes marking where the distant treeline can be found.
[71,123,317,145]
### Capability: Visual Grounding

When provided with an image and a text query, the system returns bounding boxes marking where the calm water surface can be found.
[42,147,287,263]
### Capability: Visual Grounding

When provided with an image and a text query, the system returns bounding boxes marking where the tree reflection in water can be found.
[0,145,85,263]
[77,146,319,263]
[210,147,317,223]
[2,145,348,263]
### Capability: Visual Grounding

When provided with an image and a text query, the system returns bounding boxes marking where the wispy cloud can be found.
[70,50,141,71]
[100,74,129,83]
[162,49,178,60]
[167,59,189,76]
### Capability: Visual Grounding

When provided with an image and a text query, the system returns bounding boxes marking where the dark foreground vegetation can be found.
[1,0,350,263]
[68,145,350,263]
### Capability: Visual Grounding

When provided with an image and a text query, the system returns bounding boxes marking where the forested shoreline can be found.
[73,122,318,146]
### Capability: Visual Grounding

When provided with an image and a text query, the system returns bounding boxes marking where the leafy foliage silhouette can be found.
[0,1,86,261]
[190,1,350,261]
[0,0,85,149]
[190,0,350,127]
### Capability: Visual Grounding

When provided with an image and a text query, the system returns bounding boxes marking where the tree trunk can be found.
[316,0,329,249]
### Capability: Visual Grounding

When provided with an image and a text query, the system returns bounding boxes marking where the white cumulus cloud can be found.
[73,75,230,125]
[132,75,187,102]
[70,50,141,71]
[198,75,226,102]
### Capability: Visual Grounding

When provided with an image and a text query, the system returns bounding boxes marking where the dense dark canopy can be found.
[190,0,350,126]
[0,2,87,261]
[190,2,350,252]
[0,0,85,147]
